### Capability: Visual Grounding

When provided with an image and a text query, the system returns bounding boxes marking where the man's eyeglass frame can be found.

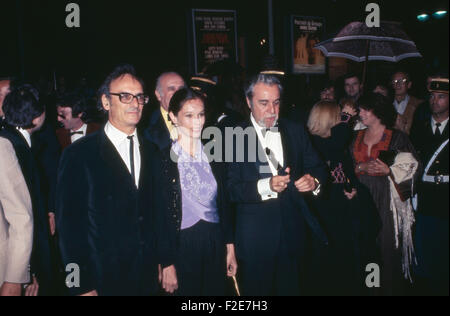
[109,92,149,105]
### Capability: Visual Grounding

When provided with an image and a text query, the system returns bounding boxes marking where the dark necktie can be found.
[435,123,442,137]
[127,135,136,184]
[70,131,84,136]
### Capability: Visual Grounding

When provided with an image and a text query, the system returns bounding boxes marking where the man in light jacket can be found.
[0,137,34,296]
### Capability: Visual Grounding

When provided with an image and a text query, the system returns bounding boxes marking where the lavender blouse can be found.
[172,141,219,230]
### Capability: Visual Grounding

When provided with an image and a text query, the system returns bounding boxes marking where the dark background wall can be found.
[1,0,448,108]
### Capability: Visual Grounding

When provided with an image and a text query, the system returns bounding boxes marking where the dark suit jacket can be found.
[226,118,328,262]
[32,122,61,213]
[55,122,101,150]
[0,126,53,294]
[143,109,172,151]
[155,144,233,268]
[56,129,163,296]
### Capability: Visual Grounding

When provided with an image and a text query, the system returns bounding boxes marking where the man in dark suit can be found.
[56,64,162,296]
[226,74,328,295]
[143,72,185,150]
[55,92,101,150]
[0,84,53,295]
[411,77,449,296]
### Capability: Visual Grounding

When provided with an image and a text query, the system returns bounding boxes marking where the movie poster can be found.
[291,16,326,74]
[192,9,238,74]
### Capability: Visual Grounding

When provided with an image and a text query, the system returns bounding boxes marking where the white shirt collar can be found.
[104,121,139,148]
[432,117,449,133]
[393,94,410,115]
[71,123,87,135]
[17,127,32,147]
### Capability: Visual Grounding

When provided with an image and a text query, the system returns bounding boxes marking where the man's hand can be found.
[162,265,178,294]
[269,167,290,193]
[80,290,98,296]
[294,174,317,192]
[0,282,22,296]
[48,212,56,236]
[24,276,39,296]
[226,244,238,277]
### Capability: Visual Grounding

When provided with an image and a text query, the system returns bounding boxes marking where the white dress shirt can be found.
[393,94,410,115]
[70,123,87,144]
[17,128,32,148]
[104,122,141,187]
[251,115,284,201]
[432,117,448,135]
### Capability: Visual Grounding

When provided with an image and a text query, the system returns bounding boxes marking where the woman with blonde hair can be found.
[307,100,379,295]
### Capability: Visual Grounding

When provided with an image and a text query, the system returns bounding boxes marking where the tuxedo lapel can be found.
[239,120,268,176]
[278,119,292,170]
[137,135,149,190]
[98,130,137,194]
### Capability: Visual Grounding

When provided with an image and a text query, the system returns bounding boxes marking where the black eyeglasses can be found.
[392,78,408,86]
[110,92,149,105]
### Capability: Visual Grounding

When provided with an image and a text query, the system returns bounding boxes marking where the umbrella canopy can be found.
[314,21,422,62]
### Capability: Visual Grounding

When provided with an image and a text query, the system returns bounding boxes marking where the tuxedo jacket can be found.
[143,109,171,151]
[0,126,53,294]
[32,122,62,213]
[226,118,328,262]
[55,122,101,150]
[155,144,233,268]
[0,137,33,286]
[56,129,163,296]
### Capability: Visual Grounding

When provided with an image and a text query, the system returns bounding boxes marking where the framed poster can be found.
[291,16,326,74]
[192,9,238,74]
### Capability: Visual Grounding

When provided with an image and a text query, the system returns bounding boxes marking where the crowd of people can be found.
[0,63,448,296]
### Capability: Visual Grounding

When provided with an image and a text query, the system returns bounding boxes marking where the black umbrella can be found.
[315,21,422,85]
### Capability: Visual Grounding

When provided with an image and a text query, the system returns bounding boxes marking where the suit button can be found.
[138,216,144,222]
[172,179,176,183]
[436,161,440,164]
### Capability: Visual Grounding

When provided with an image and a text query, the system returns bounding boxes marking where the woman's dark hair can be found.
[97,63,145,112]
[3,84,45,129]
[358,92,397,128]
[168,88,206,118]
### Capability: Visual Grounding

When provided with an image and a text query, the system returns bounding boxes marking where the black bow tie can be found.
[261,125,279,137]
[70,131,84,136]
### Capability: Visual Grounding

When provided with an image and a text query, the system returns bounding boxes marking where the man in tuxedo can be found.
[0,137,33,296]
[411,77,449,295]
[55,92,101,150]
[226,74,328,295]
[144,72,185,150]
[56,64,162,296]
[0,84,53,295]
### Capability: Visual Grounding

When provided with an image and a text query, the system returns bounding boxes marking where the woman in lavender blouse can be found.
[156,88,237,296]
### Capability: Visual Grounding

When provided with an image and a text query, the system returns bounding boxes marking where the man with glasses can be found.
[56,64,164,296]
[392,71,423,134]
